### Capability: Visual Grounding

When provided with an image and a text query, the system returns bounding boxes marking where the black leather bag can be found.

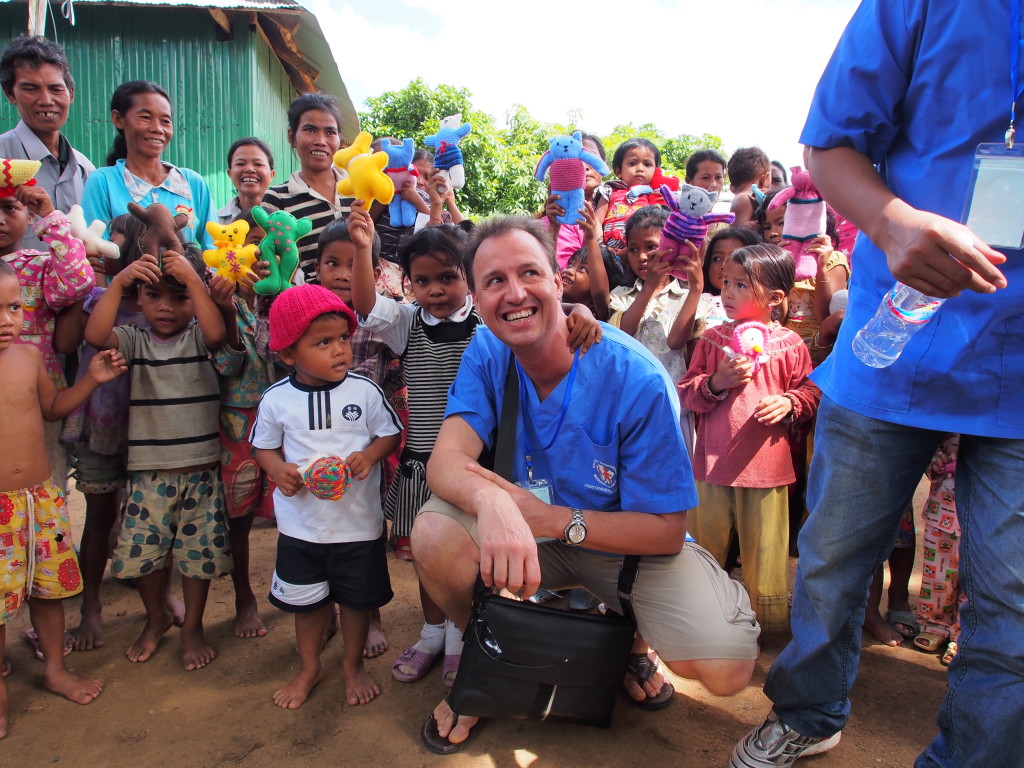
[448,356,639,728]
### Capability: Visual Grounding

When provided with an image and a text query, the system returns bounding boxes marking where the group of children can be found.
[0,122,958,741]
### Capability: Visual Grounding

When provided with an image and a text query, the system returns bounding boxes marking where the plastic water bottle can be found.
[852,283,945,368]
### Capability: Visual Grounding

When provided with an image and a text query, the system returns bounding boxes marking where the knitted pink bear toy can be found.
[768,166,826,280]
[727,321,770,375]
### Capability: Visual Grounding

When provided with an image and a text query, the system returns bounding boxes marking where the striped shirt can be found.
[260,170,354,283]
[113,323,221,471]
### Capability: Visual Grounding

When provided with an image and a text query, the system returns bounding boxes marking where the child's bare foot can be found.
[344,664,380,705]
[126,612,174,663]
[42,666,103,704]
[166,593,186,627]
[181,627,216,671]
[864,610,903,647]
[272,663,324,709]
[363,620,387,658]
[233,599,268,639]
[0,677,7,739]
[71,611,104,651]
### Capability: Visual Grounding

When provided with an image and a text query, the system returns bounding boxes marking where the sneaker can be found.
[729,712,841,767]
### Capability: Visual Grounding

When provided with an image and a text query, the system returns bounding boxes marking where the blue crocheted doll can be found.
[383,138,419,227]
[534,131,610,225]
[424,115,472,193]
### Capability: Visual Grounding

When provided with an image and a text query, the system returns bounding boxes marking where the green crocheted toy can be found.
[252,206,312,296]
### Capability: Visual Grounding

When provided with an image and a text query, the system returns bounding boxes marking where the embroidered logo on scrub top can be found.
[593,461,616,488]
[342,404,362,421]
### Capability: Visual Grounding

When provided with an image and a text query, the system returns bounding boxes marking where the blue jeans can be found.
[765,396,1024,767]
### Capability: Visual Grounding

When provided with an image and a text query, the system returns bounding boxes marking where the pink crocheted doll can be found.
[767,167,826,280]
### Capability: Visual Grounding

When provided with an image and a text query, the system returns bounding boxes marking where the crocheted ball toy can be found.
[424,114,472,192]
[768,167,826,281]
[658,183,735,281]
[252,205,313,296]
[729,321,770,375]
[303,456,352,501]
[334,131,395,212]
[382,138,419,227]
[534,130,610,225]
[0,158,40,196]
[203,219,259,283]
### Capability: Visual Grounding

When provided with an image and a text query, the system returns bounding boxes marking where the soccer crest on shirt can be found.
[593,460,616,488]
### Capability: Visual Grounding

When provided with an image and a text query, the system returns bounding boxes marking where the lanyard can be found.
[1009,0,1024,147]
[516,348,580,483]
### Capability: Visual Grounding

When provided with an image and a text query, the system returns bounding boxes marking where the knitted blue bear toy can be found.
[424,116,472,192]
[383,138,419,228]
[535,131,610,225]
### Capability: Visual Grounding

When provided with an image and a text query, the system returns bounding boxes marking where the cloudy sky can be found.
[307,0,860,171]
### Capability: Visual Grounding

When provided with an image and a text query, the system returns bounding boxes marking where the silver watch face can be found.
[566,523,587,545]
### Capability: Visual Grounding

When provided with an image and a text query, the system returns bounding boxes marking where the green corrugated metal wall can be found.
[0,4,300,207]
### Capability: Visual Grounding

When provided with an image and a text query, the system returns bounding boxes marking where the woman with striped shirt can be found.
[260,92,353,283]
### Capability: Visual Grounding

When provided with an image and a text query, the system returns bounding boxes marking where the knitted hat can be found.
[269,284,358,352]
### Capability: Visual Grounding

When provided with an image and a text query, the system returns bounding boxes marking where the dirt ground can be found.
[1,483,948,768]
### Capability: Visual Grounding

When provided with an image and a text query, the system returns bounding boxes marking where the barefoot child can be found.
[251,284,402,709]
[85,246,231,670]
[0,259,126,739]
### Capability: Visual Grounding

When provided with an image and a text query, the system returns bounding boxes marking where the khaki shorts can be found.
[418,496,760,662]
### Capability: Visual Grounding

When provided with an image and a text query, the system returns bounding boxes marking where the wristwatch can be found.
[563,507,588,546]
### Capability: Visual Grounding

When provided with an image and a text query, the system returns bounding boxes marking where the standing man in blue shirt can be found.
[0,34,93,252]
[730,2,1023,767]
[411,216,760,755]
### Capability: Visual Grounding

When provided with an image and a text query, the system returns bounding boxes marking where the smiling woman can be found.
[260,91,355,283]
[80,80,214,249]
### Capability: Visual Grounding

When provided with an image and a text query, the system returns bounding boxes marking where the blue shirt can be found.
[80,159,214,250]
[801,0,1024,438]
[445,324,698,516]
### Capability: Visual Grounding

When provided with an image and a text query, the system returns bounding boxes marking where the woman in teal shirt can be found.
[81,80,213,250]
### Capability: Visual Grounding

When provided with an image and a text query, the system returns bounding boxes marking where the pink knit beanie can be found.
[269,284,358,352]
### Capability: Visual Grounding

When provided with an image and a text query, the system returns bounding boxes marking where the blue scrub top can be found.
[445,325,698,515]
[801,0,1024,438]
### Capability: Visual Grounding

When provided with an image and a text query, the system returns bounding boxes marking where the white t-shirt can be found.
[250,373,402,543]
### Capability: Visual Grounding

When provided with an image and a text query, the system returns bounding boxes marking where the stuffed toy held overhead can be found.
[251,205,312,296]
[333,131,394,212]
[382,138,419,227]
[0,158,40,196]
[424,114,472,194]
[658,183,735,281]
[534,130,610,225]
[203,219,259,283]
[127,202,188,287]
[727,320,770,375]
[768,166,826,281]
[68,205,120,260]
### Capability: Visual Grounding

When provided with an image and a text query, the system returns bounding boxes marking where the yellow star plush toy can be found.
[333,131,394,211]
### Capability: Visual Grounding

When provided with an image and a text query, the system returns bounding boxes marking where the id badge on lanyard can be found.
[964,1,1024,249]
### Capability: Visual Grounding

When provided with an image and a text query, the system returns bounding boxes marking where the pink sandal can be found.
[442,653,460,687]
[392,647,440,683]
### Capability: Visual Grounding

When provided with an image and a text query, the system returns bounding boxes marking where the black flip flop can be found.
[626,652,676,711]
[421,708,486,755]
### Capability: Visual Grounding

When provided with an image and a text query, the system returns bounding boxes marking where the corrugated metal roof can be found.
[53,0,305,9]
[0,0,358,141]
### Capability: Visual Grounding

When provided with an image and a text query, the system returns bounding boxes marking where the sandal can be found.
[625,652,675,710]
[887,610,919,639]
[442,653,460,687]
[24,627,73,661]
[392,646,440,683]
[421,699,486,755]
[395,536,413,562]
[940,641,958,667]
[913,631,947,653]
